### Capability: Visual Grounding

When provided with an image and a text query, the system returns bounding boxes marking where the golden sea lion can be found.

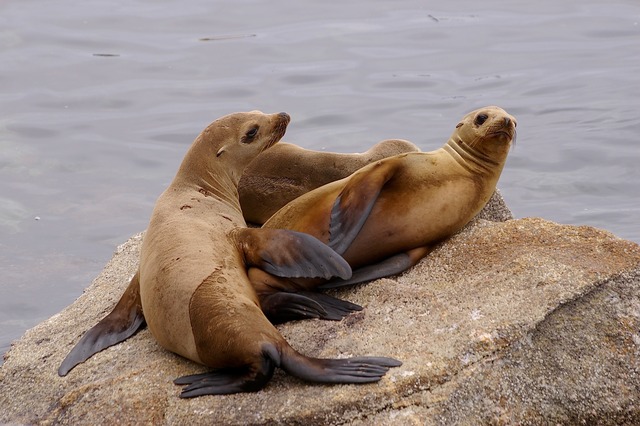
[239,139,420,224]
[58,111,401,397]
[253,106,516,291]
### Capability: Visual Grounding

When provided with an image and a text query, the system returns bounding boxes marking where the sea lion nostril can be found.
[278,112,291,123]
[504,117,511,126]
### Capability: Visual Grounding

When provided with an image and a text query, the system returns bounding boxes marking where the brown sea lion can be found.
[59,111,401,397]
[239,139,420,225]
[252,106,516,292]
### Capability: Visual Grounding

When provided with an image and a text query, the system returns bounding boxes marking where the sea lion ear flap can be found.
[455,122,463,128]
[216,146,226,157]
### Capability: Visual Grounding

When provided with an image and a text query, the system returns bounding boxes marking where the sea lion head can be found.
[451,106,517,163]
[180,111,290,185]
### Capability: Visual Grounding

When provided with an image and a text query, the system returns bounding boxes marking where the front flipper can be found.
[58,271,146,376]
[234,228,351,280]
[261,291,363,324]
[320,246,433,289]
[329,160,400,255]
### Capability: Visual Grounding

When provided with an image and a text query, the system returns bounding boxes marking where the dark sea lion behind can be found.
[239,139,420,224]
[254,106,516,291]
[59,111,401,397]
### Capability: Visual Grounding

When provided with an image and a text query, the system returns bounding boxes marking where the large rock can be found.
[1,191,639,425]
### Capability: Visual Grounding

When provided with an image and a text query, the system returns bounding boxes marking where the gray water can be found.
[1,0,639,361]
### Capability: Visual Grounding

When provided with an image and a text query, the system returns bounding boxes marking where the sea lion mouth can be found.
[488,128,517,148]
[494,130,513,138]
[488,126,515,141]
[265,112,290,150]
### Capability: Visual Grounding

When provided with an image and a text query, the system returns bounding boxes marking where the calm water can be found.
[1,0,639,360]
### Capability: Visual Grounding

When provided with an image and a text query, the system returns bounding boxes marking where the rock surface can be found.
[1,191,639,425]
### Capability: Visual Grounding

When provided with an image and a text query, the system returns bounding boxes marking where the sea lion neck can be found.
[443,135,502,176]
[199,168,242,211]
[172,141,243,212]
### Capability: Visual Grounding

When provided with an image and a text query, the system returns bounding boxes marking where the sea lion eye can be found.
[475,114,488,126]
[243,127,259,142]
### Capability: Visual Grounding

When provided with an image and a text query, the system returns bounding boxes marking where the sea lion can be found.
[252,106,516,291]
[239,139,420,225]
[59,111,401,397]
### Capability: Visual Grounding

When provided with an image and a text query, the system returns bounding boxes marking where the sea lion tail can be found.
[278,344,402,384]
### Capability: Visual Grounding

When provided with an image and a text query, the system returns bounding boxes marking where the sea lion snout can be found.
[500,115,517,140]
[504,116,514,127]
[499,115,516,136]
[277,112,290,122]
[266,112,291,149]
[273,112,290,131]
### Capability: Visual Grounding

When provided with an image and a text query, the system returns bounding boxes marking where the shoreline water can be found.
[1,0,639,361]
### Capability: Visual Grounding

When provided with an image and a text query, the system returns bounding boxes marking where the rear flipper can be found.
[320,246,433,289]
[280,344,402,384]
[261,291,362,324]
[58,271,146,376]
[174,353,276,398]
[174,343,401,397]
